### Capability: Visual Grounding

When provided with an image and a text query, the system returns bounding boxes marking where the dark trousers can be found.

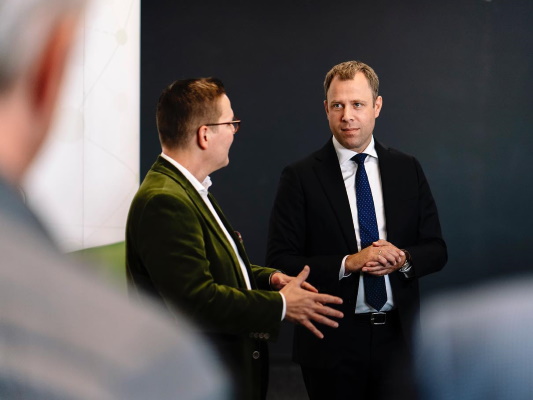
[301,310,416,400]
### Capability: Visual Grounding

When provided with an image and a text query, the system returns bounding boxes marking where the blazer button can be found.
[252,351,260,360]
[264,333,270,340]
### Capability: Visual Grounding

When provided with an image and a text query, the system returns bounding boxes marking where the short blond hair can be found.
[323,61,379,104]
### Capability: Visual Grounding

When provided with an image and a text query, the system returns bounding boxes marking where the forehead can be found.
[327,73,373,101]
[217,94,234,118]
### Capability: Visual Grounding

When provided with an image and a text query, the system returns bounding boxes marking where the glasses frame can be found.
[204,120,241,133]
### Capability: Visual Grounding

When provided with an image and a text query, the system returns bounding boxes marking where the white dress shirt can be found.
[160,153,286,319]
[332,137,395,313]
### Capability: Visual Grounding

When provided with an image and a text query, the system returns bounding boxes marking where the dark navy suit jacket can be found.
[267,138,447,367]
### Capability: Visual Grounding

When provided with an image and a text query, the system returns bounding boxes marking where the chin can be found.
[339,139,359,151]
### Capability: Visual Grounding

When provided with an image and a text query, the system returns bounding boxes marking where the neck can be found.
[162,147,211,183]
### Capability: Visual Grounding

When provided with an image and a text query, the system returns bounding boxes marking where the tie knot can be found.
[352,153,368,165]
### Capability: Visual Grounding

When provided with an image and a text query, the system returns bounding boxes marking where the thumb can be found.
[294,265,310,285]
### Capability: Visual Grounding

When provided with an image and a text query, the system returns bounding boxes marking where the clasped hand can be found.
[345,240,405,276]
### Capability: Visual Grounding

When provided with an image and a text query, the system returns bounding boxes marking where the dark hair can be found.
[324,61,379,104]
[156,77,226,149]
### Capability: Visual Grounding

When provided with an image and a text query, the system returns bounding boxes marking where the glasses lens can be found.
[232,121,240,133]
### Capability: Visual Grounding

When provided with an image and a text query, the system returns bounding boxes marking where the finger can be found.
[379,253,398,265]
[366,268,393,276]
[381,247,403,262]
[313,293,343,305]
[301,281,319,293]
[386,248,404,263]
[376,255,389,265]
[372,240,390,247]
[399,250,405,260]
[294,265,310,285]
[362,265,388,273]
[364,261,382,268]
[301,320,324,339]
[270,274,282,289]
[311,313,341,329]
[364,262,388,270]
[314,304,344,319]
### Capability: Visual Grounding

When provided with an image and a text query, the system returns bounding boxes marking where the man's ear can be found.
[197,125,209,150]
[374,95,383,118]
[30,14,79,126]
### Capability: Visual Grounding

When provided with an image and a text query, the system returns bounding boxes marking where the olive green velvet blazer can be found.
[126,156,282,399]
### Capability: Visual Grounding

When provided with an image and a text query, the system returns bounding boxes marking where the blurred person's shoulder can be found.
[422,276,533,331]
[417,276,533,400]
[0,213,231,400]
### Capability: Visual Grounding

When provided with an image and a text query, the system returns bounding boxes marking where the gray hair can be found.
[0,0,85,91]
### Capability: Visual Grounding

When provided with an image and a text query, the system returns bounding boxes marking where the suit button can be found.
[264,333,270,340]
[252,351,260,360]
[259,333,265,339]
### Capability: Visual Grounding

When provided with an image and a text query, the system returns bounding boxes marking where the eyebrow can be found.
[329,99,367,104]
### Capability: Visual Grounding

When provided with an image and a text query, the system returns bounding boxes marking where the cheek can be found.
[327,114,337,125]
[364,112,376,125]
[226,135,234,148]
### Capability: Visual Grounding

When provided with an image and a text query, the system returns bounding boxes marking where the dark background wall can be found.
[141,0,533,383]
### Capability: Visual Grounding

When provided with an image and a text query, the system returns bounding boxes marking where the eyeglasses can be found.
[204,120,241,133]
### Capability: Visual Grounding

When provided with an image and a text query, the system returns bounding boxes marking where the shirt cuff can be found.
[279,292,287,320]
[340,255,352,280]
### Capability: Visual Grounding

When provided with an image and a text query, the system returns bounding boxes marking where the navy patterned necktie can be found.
[352,153,387,311]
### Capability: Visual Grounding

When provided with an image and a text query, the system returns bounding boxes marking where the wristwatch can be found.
[399,250,413,277]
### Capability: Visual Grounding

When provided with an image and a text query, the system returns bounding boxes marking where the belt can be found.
[353,310,398,326]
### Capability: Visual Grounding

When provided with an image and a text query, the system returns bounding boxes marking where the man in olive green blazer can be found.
[126,78,343,400]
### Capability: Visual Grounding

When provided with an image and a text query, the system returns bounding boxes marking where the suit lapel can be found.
[152,157,253,289]
[313,140,358,253]
[375,140,406,290]
[375,140,402,242]
[208,193,257,289]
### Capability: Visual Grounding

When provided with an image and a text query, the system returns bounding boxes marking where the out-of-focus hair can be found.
[0,0,85,92]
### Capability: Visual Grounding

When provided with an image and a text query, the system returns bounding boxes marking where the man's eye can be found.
[332,104,343,109]
[354,103,362,108]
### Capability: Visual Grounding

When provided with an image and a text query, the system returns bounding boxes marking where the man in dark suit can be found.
[126,78,344,400]
[267,60,447,399]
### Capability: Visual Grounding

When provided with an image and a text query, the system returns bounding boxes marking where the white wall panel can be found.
[23,0,140,252]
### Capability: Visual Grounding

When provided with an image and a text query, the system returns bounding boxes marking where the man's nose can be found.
[342,108,354,121]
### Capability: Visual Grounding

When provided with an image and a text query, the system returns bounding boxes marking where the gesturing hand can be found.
[280,266,343,339]
[271,271,318,293]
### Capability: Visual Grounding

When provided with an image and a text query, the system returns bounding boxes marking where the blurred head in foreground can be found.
[0,0,231,398]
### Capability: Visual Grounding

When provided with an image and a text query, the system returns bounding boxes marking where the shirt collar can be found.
[332,135,378,165]
[160,152,212,193]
